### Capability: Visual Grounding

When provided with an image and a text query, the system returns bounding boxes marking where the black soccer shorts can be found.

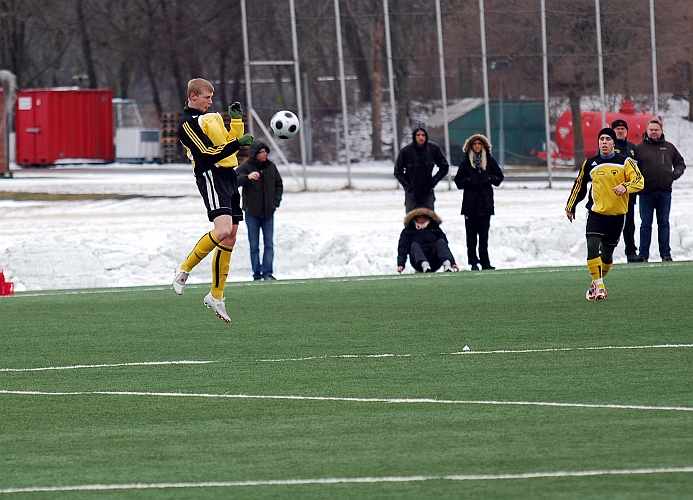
[196,166,244,224]
[585,211,625,247]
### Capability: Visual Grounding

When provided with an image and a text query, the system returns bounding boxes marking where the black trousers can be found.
[410,239,454,272]
[465,215,491,266]
[622,194,637,256]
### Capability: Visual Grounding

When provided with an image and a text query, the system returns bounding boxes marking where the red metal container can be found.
[554,100,655,160]
[0,270,14,296]
[15,88,115,166]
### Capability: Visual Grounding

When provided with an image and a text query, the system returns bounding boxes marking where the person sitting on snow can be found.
[397,207,459,273]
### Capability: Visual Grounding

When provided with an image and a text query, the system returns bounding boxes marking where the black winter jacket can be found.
[635,134,686,193]
[394,123,449,203]
[397,208,455,268]
[614,138,641,163]
[454,135,504,216]
[236,143,283,219]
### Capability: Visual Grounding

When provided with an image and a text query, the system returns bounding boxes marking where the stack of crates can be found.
[161,111,248,164]
[160,112,183,163]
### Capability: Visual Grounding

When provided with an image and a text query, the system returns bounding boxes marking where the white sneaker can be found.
[421,261,431,273]
[442,260,452,272]
[172,266,189,295]
[204,293,231,323]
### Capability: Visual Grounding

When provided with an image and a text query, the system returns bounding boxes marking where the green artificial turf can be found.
[1,263,691,499]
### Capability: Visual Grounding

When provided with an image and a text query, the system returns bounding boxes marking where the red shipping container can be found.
[15,88,115,166]
[554,100,655,160]
[0,270,13,296]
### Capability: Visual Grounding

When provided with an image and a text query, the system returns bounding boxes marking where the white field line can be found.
[0,360,216,372]
[259,343,693,362]
[1,467,692,494]
[1,390,691,412]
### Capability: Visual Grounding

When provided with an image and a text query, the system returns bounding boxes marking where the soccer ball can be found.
[270,110,300,139]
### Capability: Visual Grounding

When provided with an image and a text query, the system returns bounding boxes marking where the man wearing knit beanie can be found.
[565,128,644,301]
[611,119,642,262]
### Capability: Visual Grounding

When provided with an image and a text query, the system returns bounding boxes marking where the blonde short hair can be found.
[187,78,214,98]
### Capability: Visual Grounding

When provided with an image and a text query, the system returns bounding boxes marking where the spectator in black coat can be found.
[611,119,642,262]
[394,121,450,212]
[397,207,459,273]
[236,141,283,280]
[454,133,504,270]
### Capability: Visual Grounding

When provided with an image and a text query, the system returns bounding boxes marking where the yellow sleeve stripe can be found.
[566,160,587,210]
[623,157,643,188]
[182,122,230,156]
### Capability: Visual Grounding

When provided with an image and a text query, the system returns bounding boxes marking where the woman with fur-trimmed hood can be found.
[397,207,459,273]
[454,134,504,270]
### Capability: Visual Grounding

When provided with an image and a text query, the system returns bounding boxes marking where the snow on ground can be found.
[1,162,691,292]
[1,98,691,292]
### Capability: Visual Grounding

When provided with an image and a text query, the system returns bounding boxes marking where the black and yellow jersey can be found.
[566,153,644,216]
[178,106,244,177]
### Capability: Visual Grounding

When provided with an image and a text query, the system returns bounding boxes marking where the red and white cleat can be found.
[595,285,608,300]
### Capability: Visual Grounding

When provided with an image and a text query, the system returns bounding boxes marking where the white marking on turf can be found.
[1,390,691,412]
[259,344,693,362]
[1,467,691,493]
[260,353,411,362]
[450,344,693,355]
[0,360,216,372]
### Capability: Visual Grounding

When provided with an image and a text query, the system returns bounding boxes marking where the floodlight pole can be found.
[649,0,659,118]
[540,0,552,188]
[383,0,398,159]
[334,0,352,187]
[435,0,451,188]
[595,0,607,127]
[240,0,253,136]
[289,0,307,189]
[479,0,491,141]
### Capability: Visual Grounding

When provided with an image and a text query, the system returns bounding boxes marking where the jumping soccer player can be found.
[565,128,643,300]
[173,78,254,322]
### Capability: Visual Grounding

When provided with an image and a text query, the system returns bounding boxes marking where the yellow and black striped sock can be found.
[211,244,233,300]
[181,231,220,273]
[587,256,603,281]
[602,261,613,278]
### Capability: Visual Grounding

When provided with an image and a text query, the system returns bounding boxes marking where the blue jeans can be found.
[245,214,274,280]
[638,190,671,259]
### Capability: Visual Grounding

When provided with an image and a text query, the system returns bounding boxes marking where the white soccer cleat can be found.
[586,282,597,301]
[442,260,453,272]
[204,293,231,323]
[172,266,189,295]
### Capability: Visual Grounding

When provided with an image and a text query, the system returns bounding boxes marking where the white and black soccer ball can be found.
[270,110,300,139]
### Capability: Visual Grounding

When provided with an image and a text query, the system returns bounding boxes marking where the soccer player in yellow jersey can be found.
[173,78,254,322]
[566,128,644,300]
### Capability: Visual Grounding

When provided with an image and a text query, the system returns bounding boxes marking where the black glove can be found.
[229,101,243,119]
[238,133,254,146]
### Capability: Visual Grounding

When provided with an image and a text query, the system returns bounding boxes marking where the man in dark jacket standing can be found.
[454,133,504,270]
[236,142,283,280]
[394,121,449,212]
[612,119,642,262]
[397,207,458,273]
[635,119,686,262]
